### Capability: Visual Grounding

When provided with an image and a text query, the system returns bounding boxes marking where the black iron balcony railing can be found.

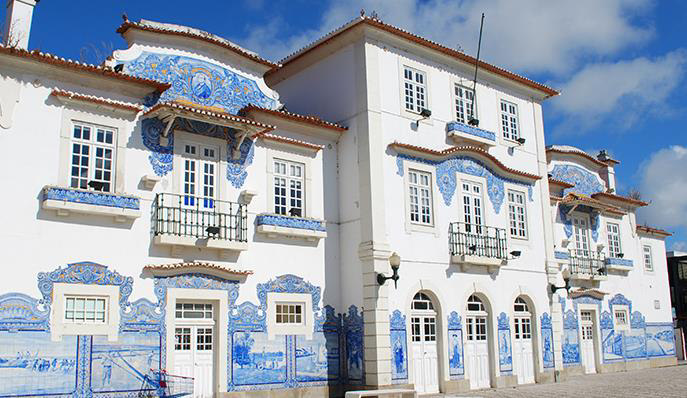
[568,249,607,276]
[153,193,247,242]
[448,221,507,259]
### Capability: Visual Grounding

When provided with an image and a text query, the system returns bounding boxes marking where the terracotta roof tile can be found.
[51,89,143,112]
[241,105,347,132]
[636,225,672,237]
[0,45,170,91]
[143,262,253,277]
[591,192,648,207]
[257,132,324,151]
[548,177,574,189]
[143,101,275,132]
[270,16,559,98]
[546,145,617,168]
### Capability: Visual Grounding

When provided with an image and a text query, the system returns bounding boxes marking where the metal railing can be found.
[448,221,507,259]
[152,193,247,242]
[568,249,607,276]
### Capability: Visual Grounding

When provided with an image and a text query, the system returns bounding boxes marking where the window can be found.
[175,327,192,351]
[403,66,427,113]
[411,292,435,311]
[607,223,622,258]
[175,303,213,319]
[182,144,218,208]
[678,262,687,281]
[500,100,519,140]
[196,327,213,351]
[70,122,116,192]
[466,317,487,341]
[408,170,433,225]
[275,302,304,324]
[453,85,475,124]
[462,181,484,232]
[513,297,529,313]
[508,190,528,238]
[614,307,629,331]
[466,295,486,312]
[643,245,653,271]
[64,296,107,324]
[274,159,304,217]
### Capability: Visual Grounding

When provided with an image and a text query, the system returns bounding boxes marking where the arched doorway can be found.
[512,297,535,384]
[465,294,491,389]
[410,292,440,394]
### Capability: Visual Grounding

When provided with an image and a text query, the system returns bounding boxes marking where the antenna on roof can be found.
[468,13,485,127]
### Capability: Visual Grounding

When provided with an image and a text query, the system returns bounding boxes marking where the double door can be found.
[410,314,439,394]
[512,316,534,384]
[580,311,597,374]
[173,303,216,398]
[465,316,490,390]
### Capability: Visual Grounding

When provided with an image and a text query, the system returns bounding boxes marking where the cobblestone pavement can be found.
[446,365,687,397]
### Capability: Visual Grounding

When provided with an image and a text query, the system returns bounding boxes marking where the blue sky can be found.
[4,0,686,249]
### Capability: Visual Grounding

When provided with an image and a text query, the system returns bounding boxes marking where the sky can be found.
[3,0,686,250]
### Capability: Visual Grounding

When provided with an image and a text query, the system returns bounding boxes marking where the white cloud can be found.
[237,0,654,74]
[550,50,687,133]
[637,146,687,230]
[672,241,687,252]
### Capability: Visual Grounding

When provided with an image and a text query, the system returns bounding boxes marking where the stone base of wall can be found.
[598,356,677,373]
[443,378,470,394]
[556,365,584,381]
[494,374,518,388]
[221,386,340,398]
[535,370,555,384]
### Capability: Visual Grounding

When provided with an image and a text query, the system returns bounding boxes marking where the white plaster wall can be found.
[0,65,341,313]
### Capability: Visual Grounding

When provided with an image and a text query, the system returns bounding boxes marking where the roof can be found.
[51,89,143,113]
[240,105,347,132]
[548,177,574,189]
[389,142,541,181]
[636,225,672,237]
[556,192,625,215]
[546,145,618,167]
[268,16,559,98]
[256,132,324,151]
[143,101,275,135]
[143,262,253,279]
[591,192,648,207]
[569,288,607,300]
[0,45,170,91]
[117,18,278,69]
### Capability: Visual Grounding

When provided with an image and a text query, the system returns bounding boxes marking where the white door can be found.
[461,181,484,232]
[465,316,490,389]
[181,143,219,237]
[173,303,216,398]
[513,317,534,384]
[410,293,439,394]
[580,311,597,374]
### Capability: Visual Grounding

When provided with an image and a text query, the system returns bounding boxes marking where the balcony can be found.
[152,193,248,254]
[604,257,633,273]
[41,185,141,222]
[449,222,508,271]
[562,249,607,281]
[446,121,497,148]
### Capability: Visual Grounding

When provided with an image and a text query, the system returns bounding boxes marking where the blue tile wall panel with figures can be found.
[497,313,512,374]
[447,311,464,378]
[231,332,288,386]
[90,332,161,393]
[389,310,408,383]
[540,313,554,369]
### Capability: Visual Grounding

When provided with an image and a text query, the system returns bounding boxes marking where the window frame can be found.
[643,245,654,272]
[613,305,630,331]
[507,189,528,239]
[51,283,120,341]
[499,99,520,141]
[452,83,475,124]
[402,65,428,114]
[266,292,313,339]
[68,121,118,193]
[402,162,438,235]
[407,168,434,226]
[64,295,108,324]
[265,148,313,220]
[273,157,306,217]
[606,222,622,258]
[179,141,220,209]
[275,302,305,325]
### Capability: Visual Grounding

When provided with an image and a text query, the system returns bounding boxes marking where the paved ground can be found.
[446,365,687,397]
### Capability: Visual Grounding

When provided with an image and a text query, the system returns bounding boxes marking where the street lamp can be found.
[377,252,401,289]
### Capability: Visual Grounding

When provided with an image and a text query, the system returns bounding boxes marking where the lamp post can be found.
[377,252,401,289]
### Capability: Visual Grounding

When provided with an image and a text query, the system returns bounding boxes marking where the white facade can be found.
[0,5,676,398]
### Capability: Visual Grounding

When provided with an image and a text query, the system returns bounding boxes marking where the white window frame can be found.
[606,222,622,258]
[273,158,305,217]
[68,121,117,193]
[267,292,313,339]
[402,65,427,114]
[507,189,528,239]
[180,141,219,209]
[613,305,630,331]
[51,283,120,342]
[460,177,486,233]
[275,302,305,325]
[500,99,520,141]
[643,245,654,272]
[64,296,108,324]
[402,162,438,235]
[452,84,475,124]
[407,169,434,226]
[266,148,314,219]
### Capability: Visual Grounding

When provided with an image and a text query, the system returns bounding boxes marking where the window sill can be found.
[256,213,327,241]
[42,185,141,222]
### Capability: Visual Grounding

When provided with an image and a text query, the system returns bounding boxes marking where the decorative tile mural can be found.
[256,214,327,232]
[90,332,161,393]
[389,310,408,383]
[600,311,623,362]
[344,305,364,384]
[395,153,534,214]
[646,324,675,357]
[447,311,464,378]
[232,332,288,386]
[540,313,554,369]
[497,312,512,374]
[562,310,580,366]
[549,164,605,196]
[43,186,140,210]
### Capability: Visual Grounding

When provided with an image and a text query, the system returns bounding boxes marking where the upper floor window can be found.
[453,85,475,124]
[643,245,654,271]
[500,100,519,140]
[462,181,483,232]
[64,296,107,324]
[408,169,433,225]
[70,122,116,192]
[507,190,528,239]
[403,66,427,113]
[607,223,622,258]
[182,143,218,208]
[274,159,304,217]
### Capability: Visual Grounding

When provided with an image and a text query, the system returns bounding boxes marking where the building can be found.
[667,250,687,357]
[0,2,677,397]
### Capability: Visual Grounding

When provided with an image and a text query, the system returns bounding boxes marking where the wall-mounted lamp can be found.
[516,137,526,145]
[377,252,401,289]
[467,117,480,127]
[206,226,220,236]
[549,278,571,294]
[617,252,624,259]
[414,109,432,128]
[509,250,522,258]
